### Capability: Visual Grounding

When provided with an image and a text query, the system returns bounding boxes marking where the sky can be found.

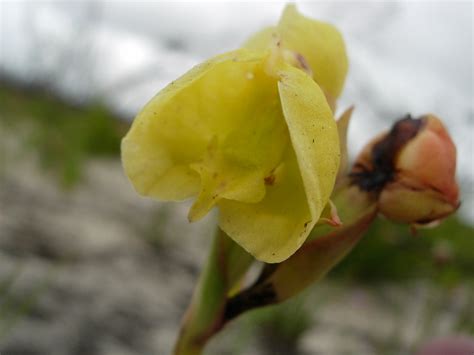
[1,0,473,221]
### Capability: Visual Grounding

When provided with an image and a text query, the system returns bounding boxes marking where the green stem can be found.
[173,228,254,355]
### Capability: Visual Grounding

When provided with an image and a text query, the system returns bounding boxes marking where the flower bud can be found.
[351,114,459,225]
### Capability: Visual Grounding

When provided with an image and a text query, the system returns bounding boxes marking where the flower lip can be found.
[350,114,425,193]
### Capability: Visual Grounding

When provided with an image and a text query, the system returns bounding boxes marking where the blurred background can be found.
[0,1,473,354]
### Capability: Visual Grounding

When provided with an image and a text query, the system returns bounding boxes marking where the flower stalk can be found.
[174,183,377,354]
[173,228,253,355]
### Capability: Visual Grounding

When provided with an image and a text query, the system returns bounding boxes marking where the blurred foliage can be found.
[0,266,53,340]
[253,297,313,355]
[0,82,128,187]
[332,216,474,285]
[236,292,313,355]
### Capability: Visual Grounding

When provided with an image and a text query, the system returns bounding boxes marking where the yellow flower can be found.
[245,4,348,103]
[121,6,347,263]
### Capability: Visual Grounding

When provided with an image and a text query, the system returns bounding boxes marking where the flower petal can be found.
[122,49,288,216]
[278,65,340,222]
[277,4,348,98]
[219,66,339,263]
[218,146,312,263]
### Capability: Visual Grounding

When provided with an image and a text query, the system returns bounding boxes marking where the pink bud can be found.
[351,115,459,225]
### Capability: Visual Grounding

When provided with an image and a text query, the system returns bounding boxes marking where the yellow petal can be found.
[278,65,340,219]
[277,4,348,98]
[122,49,288,217]
[219,147,312,263]
[219,65,339,263]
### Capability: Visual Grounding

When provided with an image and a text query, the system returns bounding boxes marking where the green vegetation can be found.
[217,291,314,355]
[0,82,127,187]
[332,216,474,285]
[0,266,55,340]
[249,294,313,355]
